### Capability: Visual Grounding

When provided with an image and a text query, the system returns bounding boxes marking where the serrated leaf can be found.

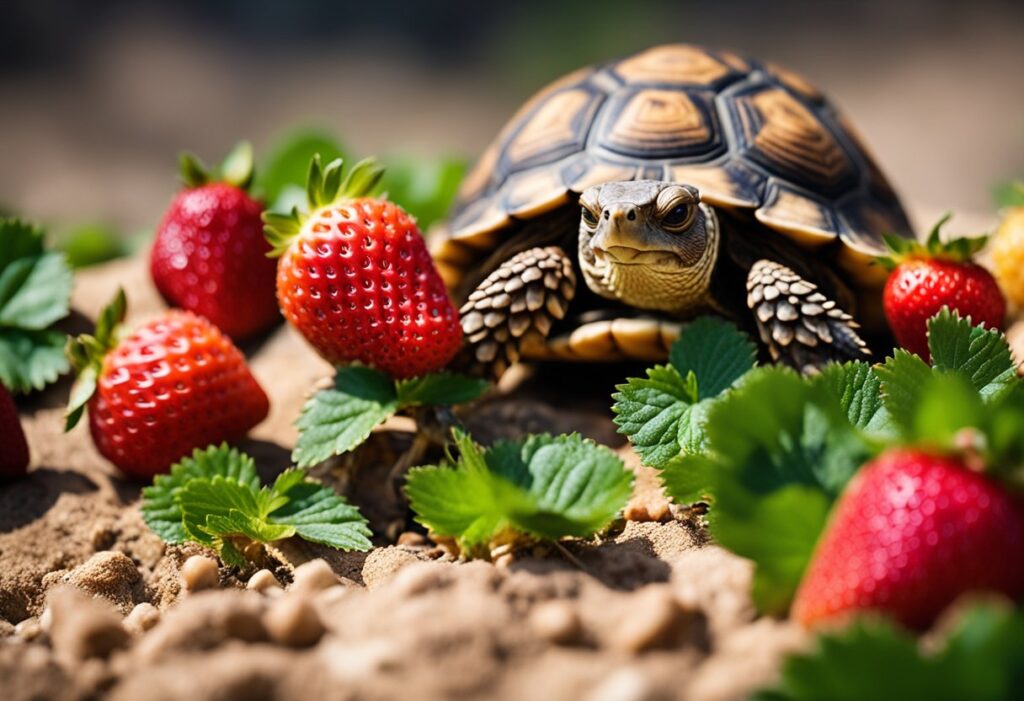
[292,366,400,467]
[381,157,467,230]
[711,482,831,615]
[875,349,934,434]
[814,361,892,436]
[612,365,696,467]
[406,432,632,551]
[179,476,262,546]
[269,479,373,551]
[0,218,45,271]
[141,444,259,543]
[911,373,985,446]
[0,328,69,393]
[396,372,489,406]
[927,308,1015,401]
[669,315,757,400]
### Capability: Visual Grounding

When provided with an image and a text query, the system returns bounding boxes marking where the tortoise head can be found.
[578,181,720,316]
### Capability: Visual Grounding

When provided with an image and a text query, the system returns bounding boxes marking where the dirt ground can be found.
[0,254,814,701]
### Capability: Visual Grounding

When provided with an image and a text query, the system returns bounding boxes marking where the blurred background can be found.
[1,0,1022,261]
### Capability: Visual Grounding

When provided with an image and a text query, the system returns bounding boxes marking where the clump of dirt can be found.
[1,257,810,700]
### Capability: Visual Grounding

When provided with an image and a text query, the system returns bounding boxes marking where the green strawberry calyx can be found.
[64,288,127,431]
[179,141,255,191]
[878,213,987,270]
[262,154,386,258]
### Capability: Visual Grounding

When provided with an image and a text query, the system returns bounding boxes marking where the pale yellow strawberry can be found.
[990,207,1024,308]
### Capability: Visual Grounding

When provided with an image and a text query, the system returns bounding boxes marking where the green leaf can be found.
[0,217,45,272]
[58,223,128,268]
[760,604,1024,701]
[396,372,489,406]
[711,482,831,615]
[0,328,69,394]
[814,361,892,437]
[406,432,632,552]
[258,129,348,206]
[381,157,467,230]
[612,365,697,467]
[268,475,373,551]
[613,317,755,468]
[927,308,1016,401]
[179,476,263,546]
[875,349,934,433]
[706,368,871,497]
[292,366,401,467]
[656,452,716,505]
[669,315,757,400]
[994,180,1024,209]
[141,444,260,543]
[0,251,72,329]
[911,373,985,446]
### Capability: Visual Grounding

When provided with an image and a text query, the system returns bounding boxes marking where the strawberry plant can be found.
[615,307,1024,626]
[0,217,74,393]
[405,430,633,558]
[142,444,371,566]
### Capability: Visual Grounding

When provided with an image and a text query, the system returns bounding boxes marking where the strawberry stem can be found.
[263,154,386,258]
[64,288,127,431]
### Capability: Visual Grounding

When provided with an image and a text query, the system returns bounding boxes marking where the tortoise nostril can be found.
[627,209,637,221]
[602,209,610,220]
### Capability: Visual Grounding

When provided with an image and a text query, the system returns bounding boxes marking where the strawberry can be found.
[0,384,29,478]
[881,215,1005,360]
[263,156,461,379]
[150,142,279,341]
[65,290,269,478]
[792,448,1024,630]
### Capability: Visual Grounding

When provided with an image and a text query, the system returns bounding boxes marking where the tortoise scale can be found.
[431,44,913,376]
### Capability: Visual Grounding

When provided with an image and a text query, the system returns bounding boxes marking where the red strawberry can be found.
[0,384,29,478]
[881,215,1005,360]
[792,448,1024,630]
[263,156,461,379]
[151,142,280,340]
[65,290,269,478]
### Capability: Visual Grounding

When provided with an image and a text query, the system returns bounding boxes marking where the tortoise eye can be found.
[662,203,695,231]
[581,206,599,228]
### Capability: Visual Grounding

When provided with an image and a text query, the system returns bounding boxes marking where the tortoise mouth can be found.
[594,245,683,269]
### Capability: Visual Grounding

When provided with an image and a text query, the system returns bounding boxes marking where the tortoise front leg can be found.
[459,246,576,378]
[746,259,870,373]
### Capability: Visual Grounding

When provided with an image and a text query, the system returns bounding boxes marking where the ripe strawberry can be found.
[150,142,279,340]
[0,384,29,478]
[65,290,269,478]
[881,215,1005,360]
[792,448,1024,630]
[263,156,461,379]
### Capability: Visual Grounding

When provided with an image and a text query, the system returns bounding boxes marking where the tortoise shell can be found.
[432,44,912,293]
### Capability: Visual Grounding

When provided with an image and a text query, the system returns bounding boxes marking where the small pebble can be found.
[529,601,582,645]
[181,555,219,592]
[15,618,43,641]
[123,603,160,634]
[263,594,325,647]
[586,667,656,701]
[247,569,282,593]
[396,531,427,547]
[291,560,339,594]
[39,607,53,633]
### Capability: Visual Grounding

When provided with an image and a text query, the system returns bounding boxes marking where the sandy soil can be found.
[0,255,810,700]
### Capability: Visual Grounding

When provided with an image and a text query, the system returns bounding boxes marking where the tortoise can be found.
[431,44,913,376]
